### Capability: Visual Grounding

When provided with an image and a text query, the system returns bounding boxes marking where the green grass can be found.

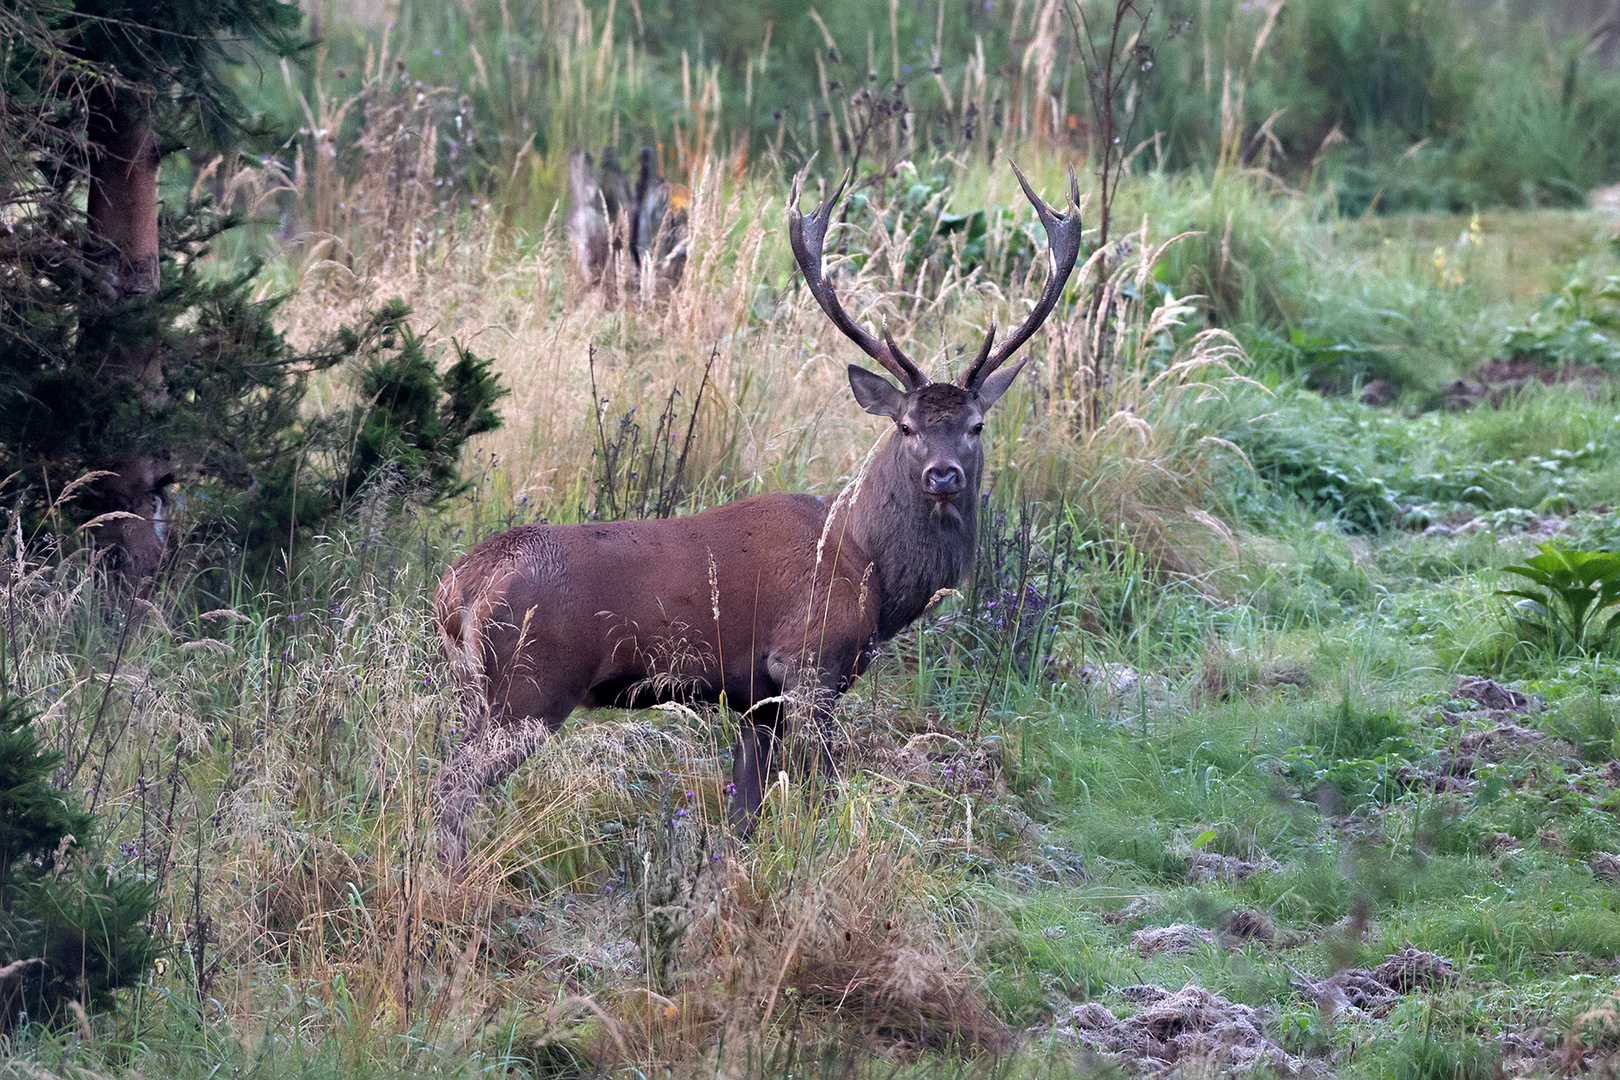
[25,130,1620,1080]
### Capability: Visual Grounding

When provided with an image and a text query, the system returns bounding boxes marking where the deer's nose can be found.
[924,463,965,496]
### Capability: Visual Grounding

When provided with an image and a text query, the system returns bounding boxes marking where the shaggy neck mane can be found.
[839,434,980,641]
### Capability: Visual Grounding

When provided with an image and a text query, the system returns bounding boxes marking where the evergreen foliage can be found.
[55,0,303,146]
[0,186,507,556]
[0,200,351,523]
[0,699,91,876]
[343,303,509,503]
[0,692,158,1029]
[0,4,507,564]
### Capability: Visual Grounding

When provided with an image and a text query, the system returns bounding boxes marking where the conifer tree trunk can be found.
[85,88,170,587]
[86,90,160,299]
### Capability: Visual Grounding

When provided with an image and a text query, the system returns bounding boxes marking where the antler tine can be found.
[788,166,928,389]
[959,162,1084,392]
[962,321,997,385]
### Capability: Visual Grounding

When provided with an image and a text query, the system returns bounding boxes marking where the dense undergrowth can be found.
[4,168,1619,1078]
[13,1,1620,1075]
[230,0,1620,231]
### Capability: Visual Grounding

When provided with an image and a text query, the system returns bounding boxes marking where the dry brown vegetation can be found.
[107,38,1283,1058]
[0,106,1260,1068]
[259,107,1254,566]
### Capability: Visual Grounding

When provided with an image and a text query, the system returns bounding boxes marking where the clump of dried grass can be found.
[581,833,1009,1070]
[1562,997,1620,1074]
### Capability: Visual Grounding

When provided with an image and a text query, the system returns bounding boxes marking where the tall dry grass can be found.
[0,497,1023,1074]
[251,90,1254,567]
[230,15,1252,533]
[25,56,1267,1069]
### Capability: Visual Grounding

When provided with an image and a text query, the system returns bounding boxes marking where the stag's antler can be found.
[958,162,1084,394]
[788,167,929,389]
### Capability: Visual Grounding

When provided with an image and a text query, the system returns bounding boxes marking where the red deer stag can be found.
[432,165,1082,871]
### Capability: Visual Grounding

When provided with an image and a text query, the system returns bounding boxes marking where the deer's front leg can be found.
[728,700,783,837]
[728,667,849,836]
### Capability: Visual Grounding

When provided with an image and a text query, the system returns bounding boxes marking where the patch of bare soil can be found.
[1054,1000,1122,1052]
[1292,943,1460,1017]
[1330,810,1392,843]
[1185,850,1284,884]
[1539,826,1576,854]
[1291,966,1399,1016]
[1453,675,1535,714]
[1420,511,1572,540]
[1099,895,1162,925]
[1220,908,1277,947]
[1458,722,1549,761]
[1005,838,1089,888]
[1418,682,1576,785]
[1430,676,1556,731]
[1131,911,1280,957]
[1442,723,1578,779]
[1439,358,1610,411]
[1480,356,1610,392]
[1393,761,1476,794]
[1374,943,1461,992]
[1052,985,1313,1076]
[1361,354,1613,412]
[1132,923,1214,957]
[1359,379,1398,406]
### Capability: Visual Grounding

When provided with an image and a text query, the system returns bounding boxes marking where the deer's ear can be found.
[847,365,907,419]
[975,356,1029,410]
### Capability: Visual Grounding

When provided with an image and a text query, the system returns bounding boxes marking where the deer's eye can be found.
[970,423,985,436]
[898,422,916,437]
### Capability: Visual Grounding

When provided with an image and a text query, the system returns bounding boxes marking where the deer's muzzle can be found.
[923,463,966,499]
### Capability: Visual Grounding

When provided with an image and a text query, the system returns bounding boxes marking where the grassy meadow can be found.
[15,1,1620,1077]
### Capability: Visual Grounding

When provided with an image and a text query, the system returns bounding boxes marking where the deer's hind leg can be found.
[433,711,568,875]
[433,633,586,875]
[434,585,595,873]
